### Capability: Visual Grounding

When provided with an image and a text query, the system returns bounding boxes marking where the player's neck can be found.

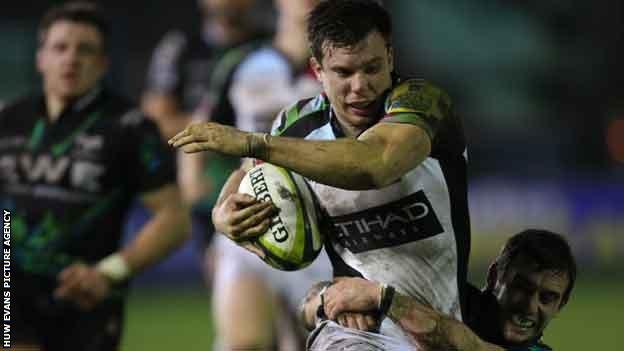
[44,92,71,122]
[273,19,309,67]
[335,116,365,138]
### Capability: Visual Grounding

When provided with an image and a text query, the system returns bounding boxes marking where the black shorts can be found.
[14,269,125,351]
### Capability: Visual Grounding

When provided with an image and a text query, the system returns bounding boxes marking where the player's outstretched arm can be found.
[169,121,431,190]
[268,122,431,190]
[319,277,504,351]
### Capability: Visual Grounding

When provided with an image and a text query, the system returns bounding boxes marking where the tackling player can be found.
[170,0,470,346]
[302,229,575,350]
[0,2,190,350]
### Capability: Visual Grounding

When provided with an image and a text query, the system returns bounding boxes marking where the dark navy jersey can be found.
[464,284,553,351]
[144,29,225,111]
[0,88,176,278]
[145,28,268,112]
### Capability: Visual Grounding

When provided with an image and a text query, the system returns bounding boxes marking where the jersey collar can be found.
[37,86,103,121]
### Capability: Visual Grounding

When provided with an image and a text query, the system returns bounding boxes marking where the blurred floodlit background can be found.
[2,0,622,350]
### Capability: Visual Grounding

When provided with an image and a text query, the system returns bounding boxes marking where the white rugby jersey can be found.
[271,79,470,340]
[229,46,320,133]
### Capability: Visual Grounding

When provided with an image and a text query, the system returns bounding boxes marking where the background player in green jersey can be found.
[0,2,190,350]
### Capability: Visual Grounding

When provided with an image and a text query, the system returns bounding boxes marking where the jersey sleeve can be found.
[144,30,188,97]
[119,109,177,194]
[383,79,452,141]
[269,103,293,136]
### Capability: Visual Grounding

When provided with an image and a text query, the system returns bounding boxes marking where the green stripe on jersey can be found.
[274,96,329,136]
[51,111,102,157]
[285,105,301,133]
[27,119,46,151]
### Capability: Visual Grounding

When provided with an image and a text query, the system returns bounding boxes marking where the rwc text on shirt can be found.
[2,210,10,348]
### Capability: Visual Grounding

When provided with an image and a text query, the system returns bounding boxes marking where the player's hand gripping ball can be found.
[238,163,323,271]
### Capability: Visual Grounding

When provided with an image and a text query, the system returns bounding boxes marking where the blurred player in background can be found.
[197,0,329,349]
[142,0,268,140]
[142,0,269,290]
[303,229,575,350]
[0,2,190,350]
[170,0,470,348]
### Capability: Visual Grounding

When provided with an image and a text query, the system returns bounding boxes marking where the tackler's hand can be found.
[323,277,381,320]
[336,312,379,332]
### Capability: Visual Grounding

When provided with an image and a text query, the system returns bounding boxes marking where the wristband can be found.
[96,253,131,283]
[247,132,271,160]
[316,285,330,324]
[318,285,329,316]
[378,283,396,318]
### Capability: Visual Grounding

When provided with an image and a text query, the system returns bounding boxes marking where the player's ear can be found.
[486,262,498,291]
[310,56,322,82]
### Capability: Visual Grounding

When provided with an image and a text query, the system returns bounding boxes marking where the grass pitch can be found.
[121,278,622,350]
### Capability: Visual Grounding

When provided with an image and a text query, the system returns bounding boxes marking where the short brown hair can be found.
[307,0,392,63]
[38,1,110,52]
[494,229,577,307]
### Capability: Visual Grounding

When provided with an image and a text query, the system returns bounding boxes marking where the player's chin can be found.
[344,110,378,128]
[58,82,91,99]
[502,319,538,345]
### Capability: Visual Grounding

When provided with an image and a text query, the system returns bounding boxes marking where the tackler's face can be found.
[310,30,393,133]
[493,254,569,345]
[37,20,108,101]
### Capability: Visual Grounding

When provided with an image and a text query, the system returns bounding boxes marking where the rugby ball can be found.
[238,163,323,271]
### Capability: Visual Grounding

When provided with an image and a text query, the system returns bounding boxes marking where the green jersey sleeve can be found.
[383,79,452,141]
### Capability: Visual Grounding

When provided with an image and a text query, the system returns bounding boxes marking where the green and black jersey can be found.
[0,88,175,280]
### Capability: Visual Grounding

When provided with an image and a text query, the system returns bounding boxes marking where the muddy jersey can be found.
[272,79,470,339]
[0,89,175,279]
